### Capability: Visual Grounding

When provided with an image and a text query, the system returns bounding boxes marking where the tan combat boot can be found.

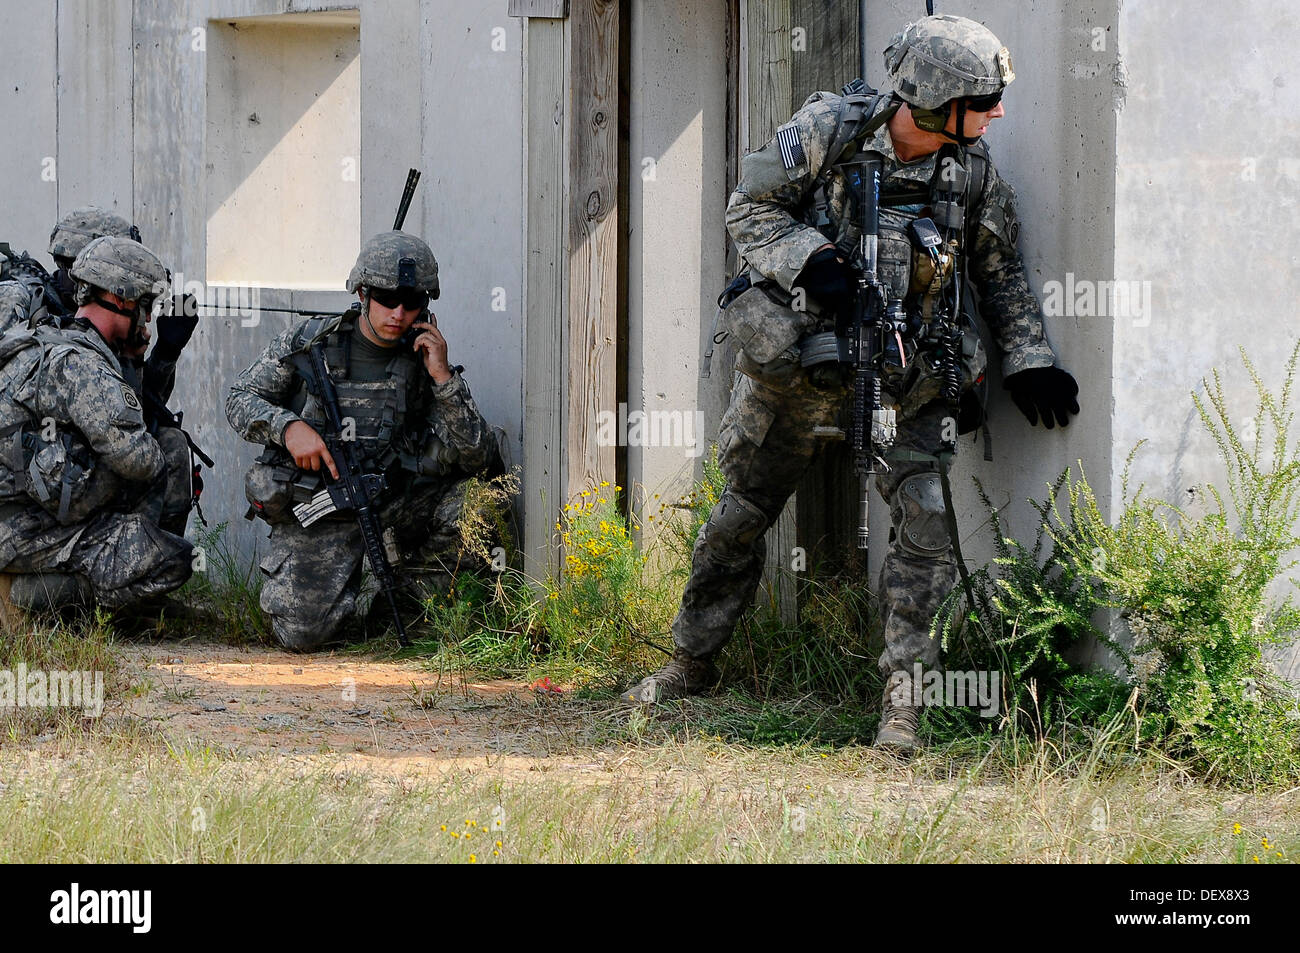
[873,670,922,754]
[620,649,719,704]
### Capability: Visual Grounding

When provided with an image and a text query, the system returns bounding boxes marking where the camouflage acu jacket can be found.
[0,321,165,511]
[225,311,494,474]
[727,91,1057,378]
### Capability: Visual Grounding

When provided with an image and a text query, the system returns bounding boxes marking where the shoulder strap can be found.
[821,94,900,184]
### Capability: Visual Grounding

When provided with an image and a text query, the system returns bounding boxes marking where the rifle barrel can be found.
[393,168,421,231]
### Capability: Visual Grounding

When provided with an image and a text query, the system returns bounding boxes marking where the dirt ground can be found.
[116,641,631,781]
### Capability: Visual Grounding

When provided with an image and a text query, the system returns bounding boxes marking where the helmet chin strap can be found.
[359,290,399,346]
[92,294,150,349]
[940,99,981,147]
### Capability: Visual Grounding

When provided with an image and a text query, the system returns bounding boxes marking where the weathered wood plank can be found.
[509,0,568,17]
[745,0,797,624]
[745,0,792,149]
[793,0,861,575]
[565,0,620,497]
[522,16,568,582]
[791,0,859,105]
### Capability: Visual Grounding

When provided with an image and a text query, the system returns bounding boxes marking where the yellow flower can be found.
[496,840,503,847]
[469,854,477,863]
[440,825,447,832]
[493,850,500,857]
[600,481,610,487]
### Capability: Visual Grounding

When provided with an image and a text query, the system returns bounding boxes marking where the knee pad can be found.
[892,473,951,559]
[701,489,768,561]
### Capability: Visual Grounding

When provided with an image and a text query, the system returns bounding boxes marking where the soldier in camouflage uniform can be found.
[226,231,499,651]
[623,15,1080,752]
[1,207,137,334]
[0,236,194,612]
[1,207,203,538]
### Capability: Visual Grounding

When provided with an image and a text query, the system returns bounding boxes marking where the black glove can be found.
[151,294,199,362]
[1004,366,1079,429]
[793,247,853,318]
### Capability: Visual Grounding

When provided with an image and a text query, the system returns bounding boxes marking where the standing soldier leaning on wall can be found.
[0,236,195,613]
[226,231,500,651]
[622,15,1080,753]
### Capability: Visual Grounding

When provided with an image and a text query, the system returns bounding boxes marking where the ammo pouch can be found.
[12,427,112,524]
[723,281,818,383]
[243,447,323,525]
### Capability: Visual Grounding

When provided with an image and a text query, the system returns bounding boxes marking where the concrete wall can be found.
[1115,0,1300,682]
[206,14,361,287]
[0,2,86,263]
[627,0,730,512]
[417,3,524,479]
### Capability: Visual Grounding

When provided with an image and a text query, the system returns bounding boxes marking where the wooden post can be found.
[518,0,623,584]
[520,9,569,584]
[565,0,621,498]
[744,0,798,625]
[791,0,861,575]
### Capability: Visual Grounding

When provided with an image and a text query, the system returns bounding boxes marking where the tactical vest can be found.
[290,313,429,474]
[800,91,993,426]
[801,92,990,322]
[0,325,116,522]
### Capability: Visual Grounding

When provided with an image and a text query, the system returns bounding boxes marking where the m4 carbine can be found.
[290,344,410,646]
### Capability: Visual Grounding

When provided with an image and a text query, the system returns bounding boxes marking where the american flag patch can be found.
[776,124,806,171]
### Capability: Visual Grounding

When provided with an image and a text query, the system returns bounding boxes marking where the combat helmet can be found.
[883,14,1015,142]
[346,231,440,300]
[48,207,137,263]
[69,235,169,313]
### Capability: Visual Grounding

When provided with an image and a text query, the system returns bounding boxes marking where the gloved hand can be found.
[793,247,854,318]
[151,294,199,362]
[1004,366,1079,428]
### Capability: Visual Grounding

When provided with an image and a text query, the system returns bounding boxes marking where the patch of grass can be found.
[931,345,1300,786]
[0,609,124,740]
[1,726,1294,863]
[177,522,273,645]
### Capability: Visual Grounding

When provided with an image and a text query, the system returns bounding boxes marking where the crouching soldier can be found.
[0,236,195,614]
[226,231,501,651]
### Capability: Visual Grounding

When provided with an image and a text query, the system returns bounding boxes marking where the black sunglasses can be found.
[368,287,430,311]
[964,89,1003,112]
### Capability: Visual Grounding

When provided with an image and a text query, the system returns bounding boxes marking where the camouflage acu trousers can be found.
[672,364,957,677]
[0,435,195,610]
[258,474,478,651]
